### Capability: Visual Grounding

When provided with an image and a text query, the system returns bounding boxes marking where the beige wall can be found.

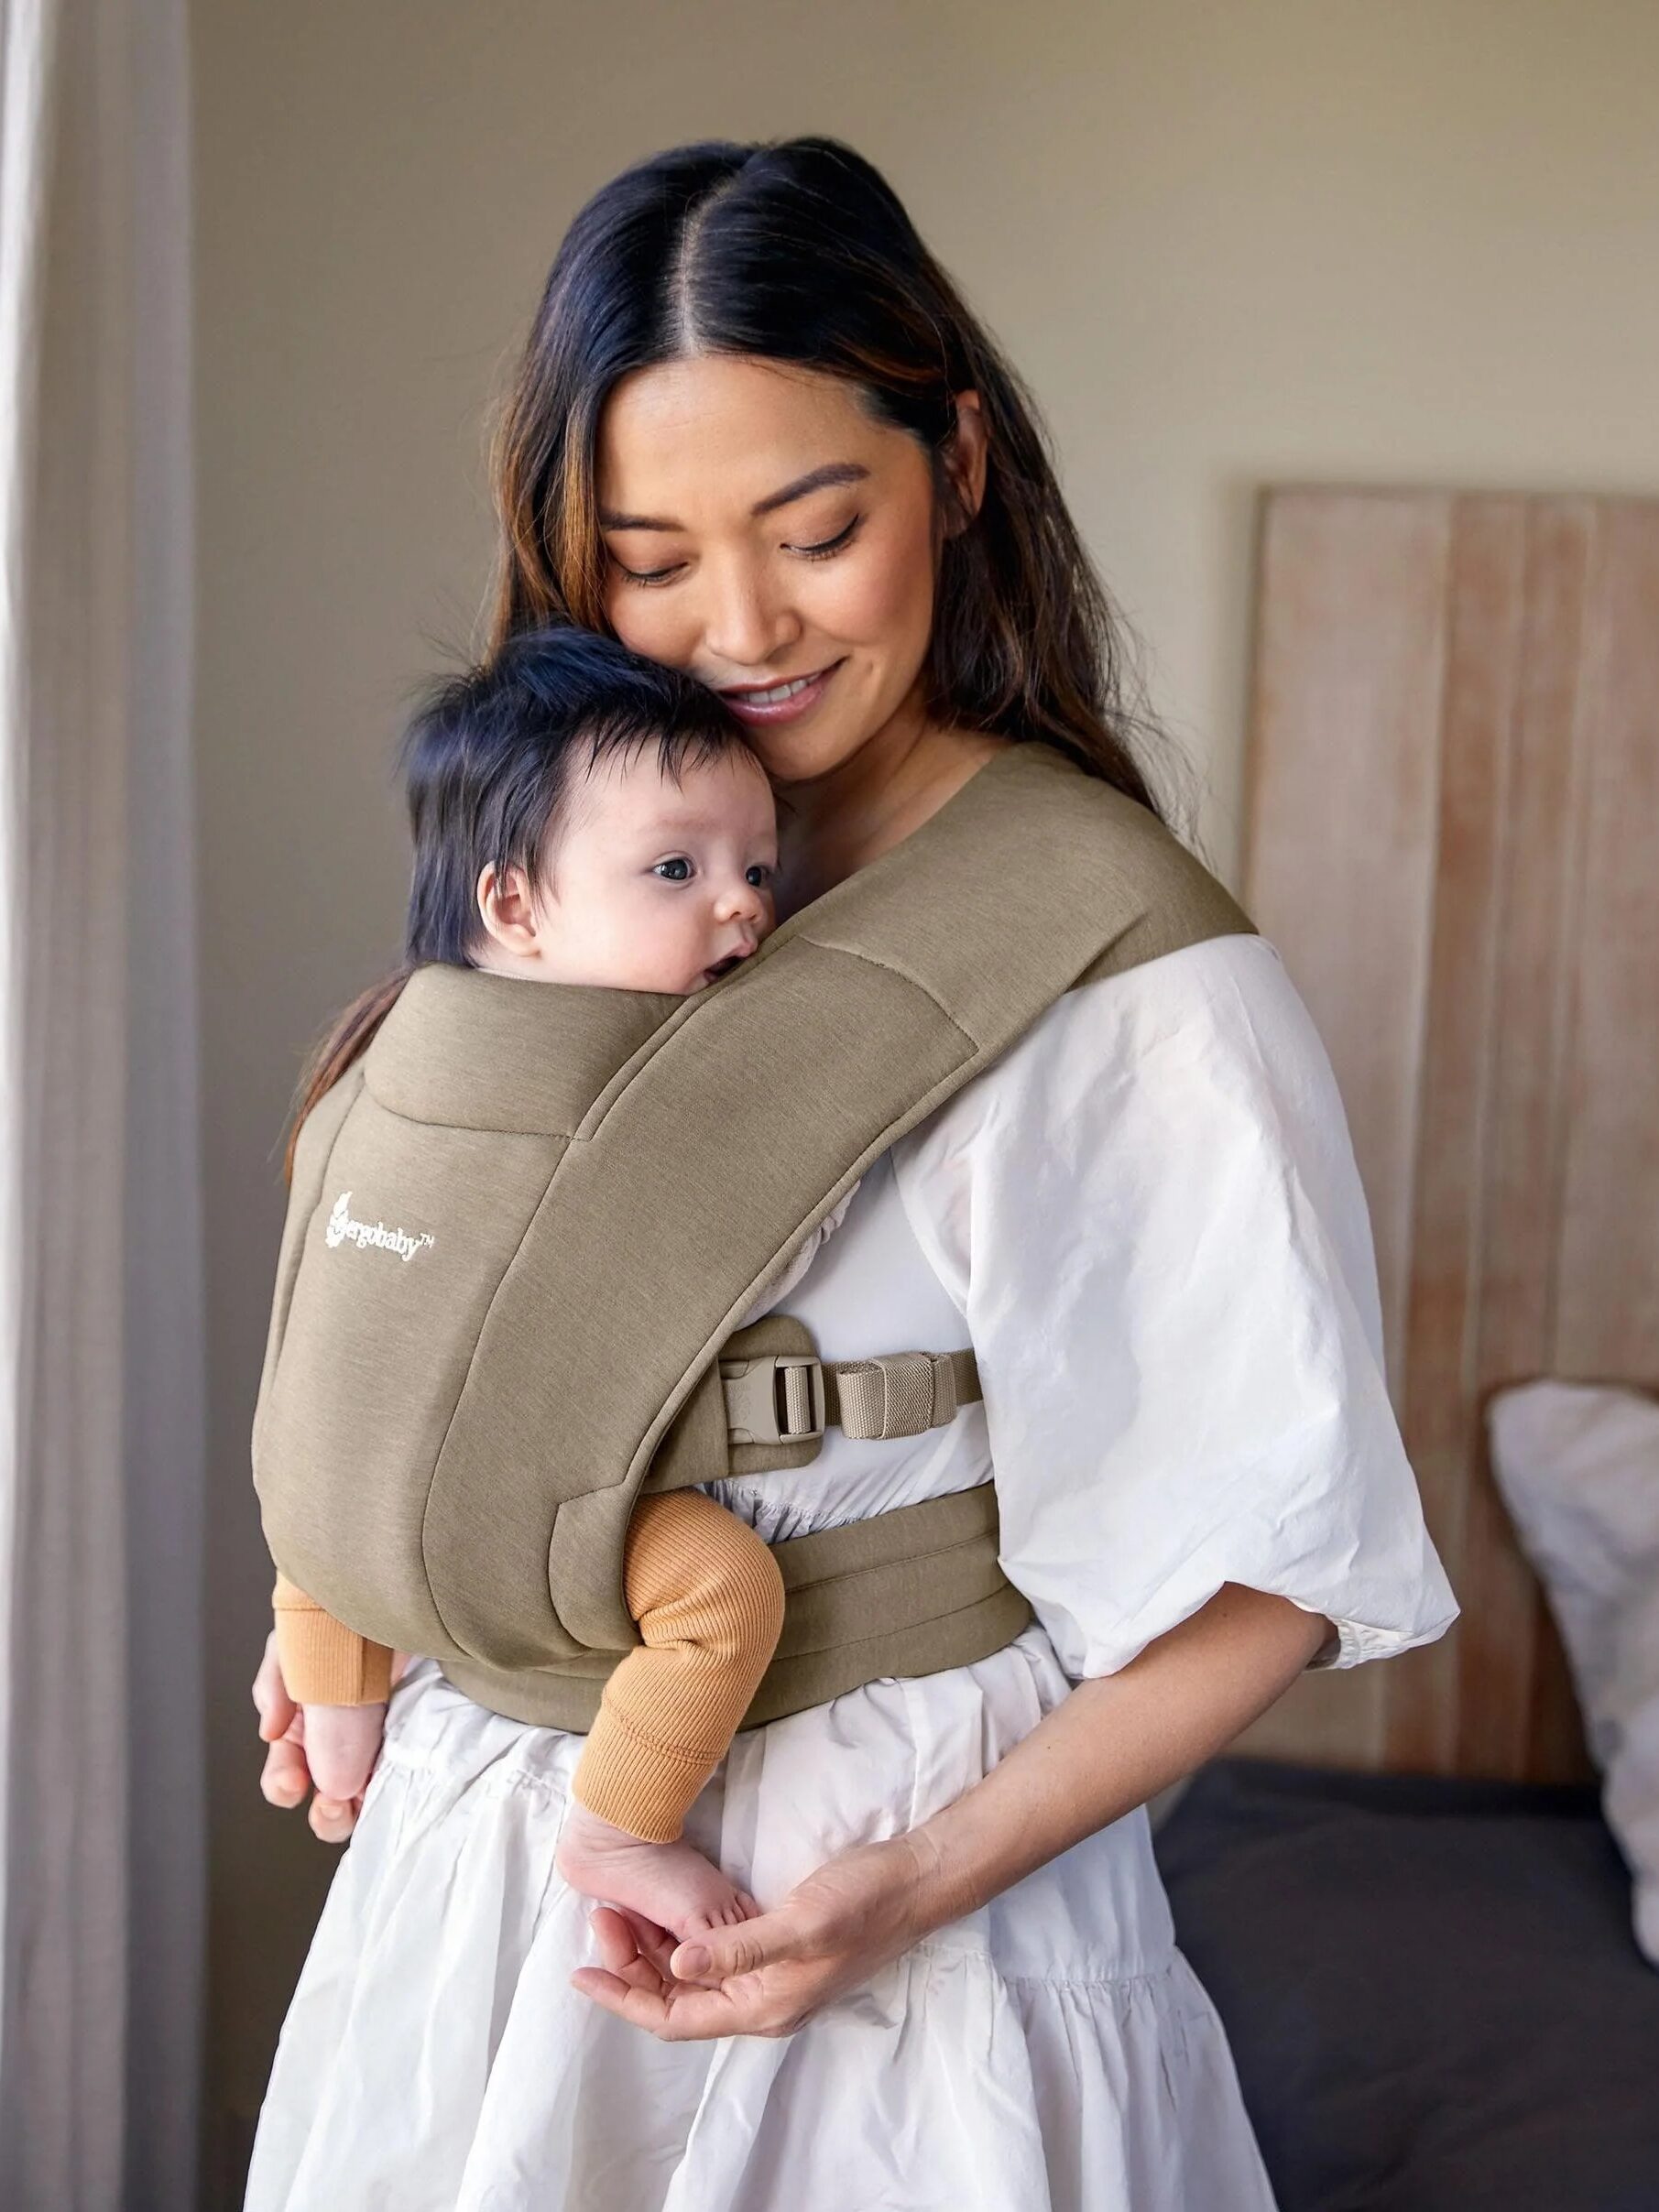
[191,0,1659,2194]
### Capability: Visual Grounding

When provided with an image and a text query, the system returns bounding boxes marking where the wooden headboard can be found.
[1234,487,1659,1783]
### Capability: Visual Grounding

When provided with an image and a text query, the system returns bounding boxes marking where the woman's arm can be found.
[572,1583,1330,2040]
[911,1583,1329,1922]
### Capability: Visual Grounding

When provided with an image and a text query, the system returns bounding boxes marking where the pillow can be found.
[1488,1379,1659,1964]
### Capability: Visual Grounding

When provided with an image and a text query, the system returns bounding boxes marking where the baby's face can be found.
[519,744,778,994]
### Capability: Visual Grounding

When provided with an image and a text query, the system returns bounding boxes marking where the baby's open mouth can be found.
[703,953,745,984]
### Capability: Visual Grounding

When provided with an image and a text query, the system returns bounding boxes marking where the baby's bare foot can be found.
[557,1802,758,1943]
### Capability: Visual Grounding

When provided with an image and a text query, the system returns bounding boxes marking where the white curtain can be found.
[0,2,203,2207]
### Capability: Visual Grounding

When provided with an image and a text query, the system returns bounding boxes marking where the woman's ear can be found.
[475,861,543,957]
[941,391,988,533]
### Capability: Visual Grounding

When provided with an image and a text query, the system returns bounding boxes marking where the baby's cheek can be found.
[606,897,702,992]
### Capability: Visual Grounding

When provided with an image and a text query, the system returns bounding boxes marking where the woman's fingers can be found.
[616,1907,680,1984]
[669,1908,802,1986]
[569,1967,751,2042]
[586,1905,638,1974]
[585,1905,684,1996]
[574,1900,837,2040]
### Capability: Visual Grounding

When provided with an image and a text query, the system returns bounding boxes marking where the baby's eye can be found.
[653,856,693,883]
[745,864,772,888]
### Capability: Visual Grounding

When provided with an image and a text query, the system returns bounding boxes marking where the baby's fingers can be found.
[307,1793,359,1845]
[303,1702,386,1803]
[259,1733,310,1810]
[253,1630,297,1744]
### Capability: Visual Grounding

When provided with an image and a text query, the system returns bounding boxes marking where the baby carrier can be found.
[253,741,1252,1728]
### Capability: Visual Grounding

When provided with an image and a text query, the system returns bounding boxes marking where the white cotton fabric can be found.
[246,934,1457,2212]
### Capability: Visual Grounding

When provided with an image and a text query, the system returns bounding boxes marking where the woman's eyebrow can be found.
[598,462,870,534]
[750,462,869,518]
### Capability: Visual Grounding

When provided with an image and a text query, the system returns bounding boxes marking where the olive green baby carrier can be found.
[252,741,1251,1729]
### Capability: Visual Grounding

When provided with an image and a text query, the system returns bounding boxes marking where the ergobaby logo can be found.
[324,1191,435,1264]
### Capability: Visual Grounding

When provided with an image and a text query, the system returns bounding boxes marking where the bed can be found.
[1158,1760,1659,2211]
[1152,488,1659,2209]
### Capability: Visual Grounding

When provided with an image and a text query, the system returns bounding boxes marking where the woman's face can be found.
[595,356,954,789]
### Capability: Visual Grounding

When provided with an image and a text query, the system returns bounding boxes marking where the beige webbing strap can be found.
[824,1348,981,1442]
[719,1343,981,1452]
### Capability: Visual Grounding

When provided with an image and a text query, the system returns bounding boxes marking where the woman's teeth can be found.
[730,674,815,704]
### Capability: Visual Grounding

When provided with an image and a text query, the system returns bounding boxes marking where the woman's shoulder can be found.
[899,930,1329,1160]
[886,925,1377,1299]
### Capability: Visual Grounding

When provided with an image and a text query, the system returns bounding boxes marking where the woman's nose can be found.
[699,560,801,672]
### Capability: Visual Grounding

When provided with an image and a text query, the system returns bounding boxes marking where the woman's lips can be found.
[718,660,843,727]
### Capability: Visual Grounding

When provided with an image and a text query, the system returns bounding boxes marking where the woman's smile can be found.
[717,658,845,726]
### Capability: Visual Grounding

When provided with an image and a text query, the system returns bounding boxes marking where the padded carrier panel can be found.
[253,742,1252,1725]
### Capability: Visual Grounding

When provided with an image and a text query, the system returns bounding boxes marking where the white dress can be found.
[246,935,1457,2212]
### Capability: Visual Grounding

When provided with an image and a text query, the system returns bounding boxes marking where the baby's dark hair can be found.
[401,625,747,965]
[284,627,748,1181]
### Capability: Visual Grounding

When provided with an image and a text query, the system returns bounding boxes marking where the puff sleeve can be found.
[890,932,1458,1680]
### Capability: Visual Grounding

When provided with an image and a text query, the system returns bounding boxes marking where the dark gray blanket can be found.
[1155,1759,1659,2212]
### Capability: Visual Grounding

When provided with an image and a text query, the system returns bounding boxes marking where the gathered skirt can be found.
[246,1635,1276,2211]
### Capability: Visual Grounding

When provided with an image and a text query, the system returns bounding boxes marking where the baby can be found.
[269,627,849,1940]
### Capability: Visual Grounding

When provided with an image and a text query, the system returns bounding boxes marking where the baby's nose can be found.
[719,877,767,922]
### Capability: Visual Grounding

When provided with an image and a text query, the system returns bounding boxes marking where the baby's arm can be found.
[271,1575,395,1802]
[572,1490,785,1842]
[558,1492,784,1935]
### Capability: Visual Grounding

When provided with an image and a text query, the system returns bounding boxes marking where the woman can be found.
[247,138,1457,2210]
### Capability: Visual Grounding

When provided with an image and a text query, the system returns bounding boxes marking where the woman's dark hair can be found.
[285,628,745,1178]
[488,136,1165,814]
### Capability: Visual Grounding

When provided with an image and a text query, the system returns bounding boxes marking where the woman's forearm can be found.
[577,1587,1333,2040]
[908,1585,1332,1928]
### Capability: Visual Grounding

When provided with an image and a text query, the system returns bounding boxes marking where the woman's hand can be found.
[571,1830,944,2041]
[252,1630,378,1845]
[572,1584,1328,2043]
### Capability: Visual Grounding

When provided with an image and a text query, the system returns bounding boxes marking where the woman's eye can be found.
[612,554,685,589]
[787,516,862,561]
[653,857,693,882]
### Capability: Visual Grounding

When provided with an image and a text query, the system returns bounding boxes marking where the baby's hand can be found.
[300,1701,387,1804]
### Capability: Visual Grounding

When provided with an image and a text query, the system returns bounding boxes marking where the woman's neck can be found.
[772,707,1010,915]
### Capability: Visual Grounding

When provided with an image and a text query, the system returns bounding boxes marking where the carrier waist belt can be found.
[443,1485,1026,1732]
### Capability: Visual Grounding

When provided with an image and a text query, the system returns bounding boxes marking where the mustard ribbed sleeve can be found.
[571,1490,785,1844]
[271,1575,395,1706]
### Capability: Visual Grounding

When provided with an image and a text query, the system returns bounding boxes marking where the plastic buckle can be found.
[720,1350,826,1446]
